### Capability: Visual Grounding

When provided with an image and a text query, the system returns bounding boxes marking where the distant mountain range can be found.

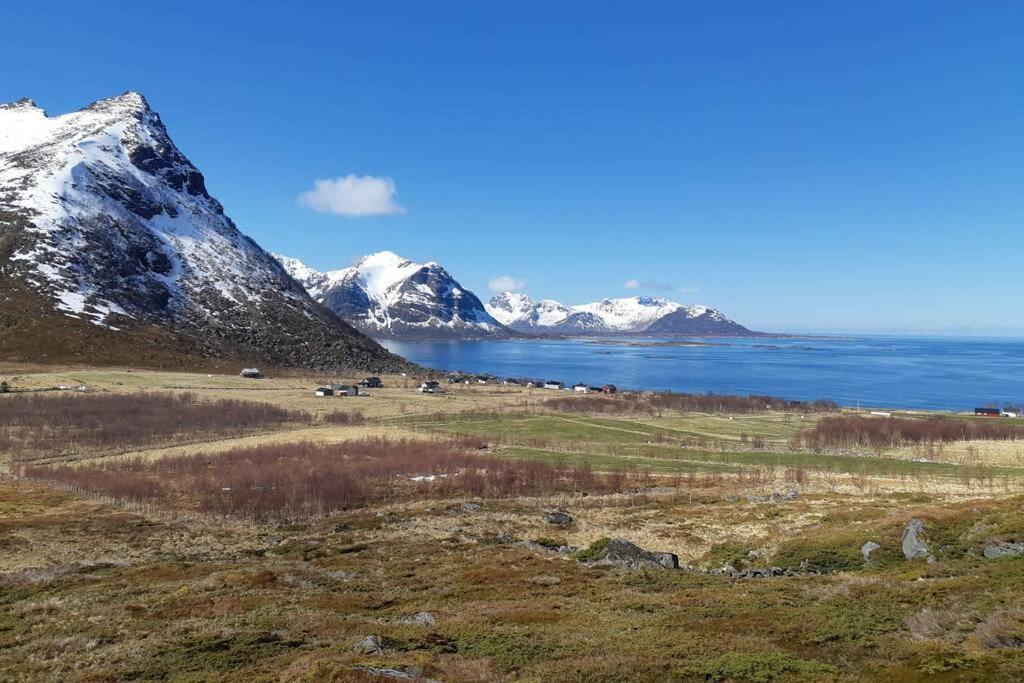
[486,292,753,336]
[0,92,411,372]
[279,252,754,339]
[0,89,754,366]
[275,251,510,340]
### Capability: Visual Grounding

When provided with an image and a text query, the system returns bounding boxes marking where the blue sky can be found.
[4,1,1022,334]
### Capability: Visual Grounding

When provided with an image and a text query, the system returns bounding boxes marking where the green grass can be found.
[402,411,1024,480]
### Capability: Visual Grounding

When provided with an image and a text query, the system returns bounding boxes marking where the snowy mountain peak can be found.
[486,291,751,336]
[276,252,510,339]
[1,98,39,111]
[0,92,408,371]
[85,91,151,115]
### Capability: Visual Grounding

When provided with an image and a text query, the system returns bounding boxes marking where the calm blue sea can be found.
[380,336,1024,411]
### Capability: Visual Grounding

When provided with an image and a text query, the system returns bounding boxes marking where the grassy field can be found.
[3,364,1024,681]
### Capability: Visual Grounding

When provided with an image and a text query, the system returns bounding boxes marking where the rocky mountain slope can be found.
[276,251,513,340]
[0,92,411,371]
[487,292,753,336]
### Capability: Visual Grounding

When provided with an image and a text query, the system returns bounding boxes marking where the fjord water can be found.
[381,336,1024,410]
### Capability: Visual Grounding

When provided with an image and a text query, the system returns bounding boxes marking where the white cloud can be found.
[625,279,672,291]
[298,175,406,217]
[488,275,526,293]
[678,286,702,294]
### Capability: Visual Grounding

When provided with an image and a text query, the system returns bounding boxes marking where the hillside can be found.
[0,93,411,372]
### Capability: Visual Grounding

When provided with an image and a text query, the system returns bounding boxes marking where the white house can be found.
[314,387,334,397]
[544,381,564,390]
[419,381,443,394]
[573,383,589,393]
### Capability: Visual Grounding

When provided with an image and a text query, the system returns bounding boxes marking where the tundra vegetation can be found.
[2,366,1024,681]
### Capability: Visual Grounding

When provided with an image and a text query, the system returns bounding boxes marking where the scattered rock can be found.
[495,530,515,544]
[861,541,881,562]
[733,567,787,579]
[587,538,679,570]
[746,490,799,504]
[983,542,1024,559]
[460,502,481,512]
[399,611,437,626]
[544,511,573,526]
[356,635,386,654]
[902,518,934,561]
[358,666,440,682]
[519,540,576,555]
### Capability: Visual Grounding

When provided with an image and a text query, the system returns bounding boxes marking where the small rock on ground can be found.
[545,511,573,525]
[861,541,881,562]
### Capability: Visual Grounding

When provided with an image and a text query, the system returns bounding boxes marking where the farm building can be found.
[975,407,1002,417]
[314,387,334,397]
[419,381,443,394]
[333,385,360,397]
[573,383,589,393]
[360,377,383,388]
[602,384,618,394]
[544,381,564,390]
[239,368,262,379]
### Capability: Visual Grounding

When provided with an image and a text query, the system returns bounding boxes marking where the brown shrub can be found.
[0,392,307,460]
[973,609,1024,649]
[542,392,836,416]
[20,438,629,520]
[322,410,365,425]
[798,415,1024,450]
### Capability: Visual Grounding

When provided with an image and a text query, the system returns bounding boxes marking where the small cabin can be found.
[975,407,1001,417]
[573,383,589,393]
[419,381,443,394]
[335,385,359,397]
[240,368,262,379]
[544,381,564,390]
[314,387,334,397]
[602,384,618,394]
[360,377,383,388]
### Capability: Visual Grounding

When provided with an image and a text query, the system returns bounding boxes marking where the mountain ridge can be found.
[0,92,412,372]
[275,251,514,340]
[487,292,754,336]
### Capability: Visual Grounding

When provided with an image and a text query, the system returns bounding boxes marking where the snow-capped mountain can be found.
[0,92,410,371]
[486,293,753,336]
[276,251,513,340]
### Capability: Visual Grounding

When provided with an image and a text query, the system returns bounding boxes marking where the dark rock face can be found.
[588,538,679,570]
[0,92,412,372]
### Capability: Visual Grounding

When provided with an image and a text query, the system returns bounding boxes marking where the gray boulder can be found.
[545,511,574,526]
[460,502,481,512]
[861,541,881,562]
[983,542,1024,559]
[356,635,386,654]
[588,538,679,570]
[399,611,437,626]
[902,518,934,561]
